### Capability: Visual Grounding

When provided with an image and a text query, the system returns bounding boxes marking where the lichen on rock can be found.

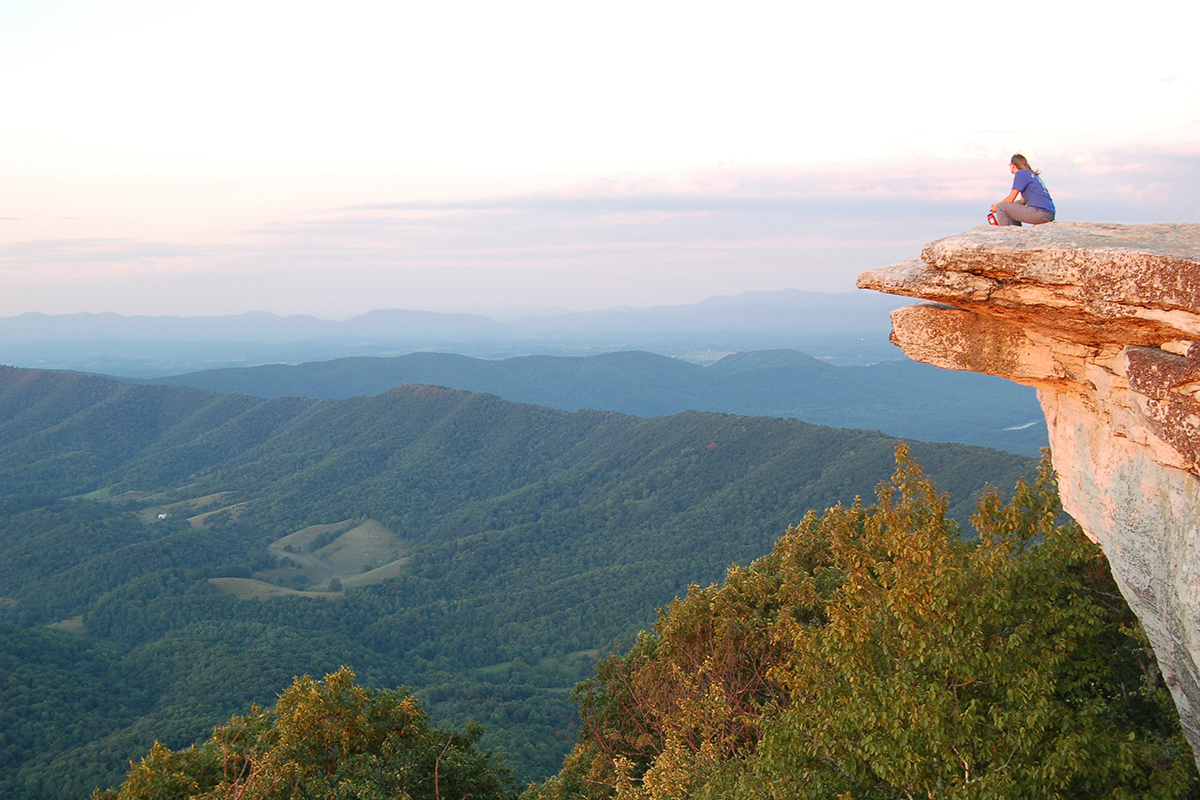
[858,221,1200,766]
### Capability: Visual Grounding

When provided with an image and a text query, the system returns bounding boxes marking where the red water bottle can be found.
[987,212,998,226]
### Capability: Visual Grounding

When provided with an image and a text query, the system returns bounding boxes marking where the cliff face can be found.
[858,222,1200,762]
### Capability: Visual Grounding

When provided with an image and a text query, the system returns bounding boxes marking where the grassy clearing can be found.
[186,502,247,527]
[135,491,238,523]
[258,519,411,592]
[472,648,602,683]
[52,614,85,633]
[207,577,342,601]
[339,557,410,590]
[314,519,405,573]
[272,520,356,553]
[71,487,148,502]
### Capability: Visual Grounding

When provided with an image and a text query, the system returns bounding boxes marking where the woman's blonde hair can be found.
[1010,154,1039,175]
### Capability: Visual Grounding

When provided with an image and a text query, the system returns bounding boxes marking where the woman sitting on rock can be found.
[991,154,1056,226]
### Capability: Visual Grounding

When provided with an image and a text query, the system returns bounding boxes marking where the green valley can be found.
[0,364,1038,797]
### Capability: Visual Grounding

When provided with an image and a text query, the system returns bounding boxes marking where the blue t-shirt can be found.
[1012,169,1055,213]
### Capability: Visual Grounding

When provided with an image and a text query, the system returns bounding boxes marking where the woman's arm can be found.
[991,190,1021,213]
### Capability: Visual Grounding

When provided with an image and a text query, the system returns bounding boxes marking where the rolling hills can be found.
[153,348,1048,455]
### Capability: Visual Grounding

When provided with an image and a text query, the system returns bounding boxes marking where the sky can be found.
[2,0,1198,319]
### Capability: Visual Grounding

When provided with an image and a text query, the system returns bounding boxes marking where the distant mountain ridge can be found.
[1,290,903,342]
[0,289,908,376]
[154,348,1049,456]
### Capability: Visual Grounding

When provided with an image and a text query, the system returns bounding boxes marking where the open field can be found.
[133,491,238,522]
[207,577,341,601]
[273,520,357,552]
[315,519,406,574]
[259,518,411,591]
[75,487,148,502]
[339,557,410,590]
[187,501,248,527]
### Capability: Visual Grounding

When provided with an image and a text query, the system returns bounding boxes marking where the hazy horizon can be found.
[0,285,910,322]
[3,1,1197,318]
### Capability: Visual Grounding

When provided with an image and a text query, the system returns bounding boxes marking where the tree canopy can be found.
[93,667,515,800]
[532,447,1199,799]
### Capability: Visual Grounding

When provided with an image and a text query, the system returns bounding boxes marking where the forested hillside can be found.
[154,348,1047,455]
[530,453,1200,798]
[96,453,1200,799]
[0,365,1036,797]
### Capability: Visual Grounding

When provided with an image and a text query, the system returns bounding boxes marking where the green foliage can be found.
[535,448,1199,800]
[0,622,154,800]
[93,666,515,800]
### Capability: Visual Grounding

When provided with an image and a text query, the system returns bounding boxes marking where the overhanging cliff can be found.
[858,222,1200,763]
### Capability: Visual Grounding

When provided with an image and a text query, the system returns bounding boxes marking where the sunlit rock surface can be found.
[859,222,1200,763]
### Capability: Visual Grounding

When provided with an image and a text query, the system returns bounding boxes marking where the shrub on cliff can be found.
[532,446,1198,799]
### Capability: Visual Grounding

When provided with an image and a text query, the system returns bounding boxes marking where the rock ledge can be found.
[859,221,1200,764]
